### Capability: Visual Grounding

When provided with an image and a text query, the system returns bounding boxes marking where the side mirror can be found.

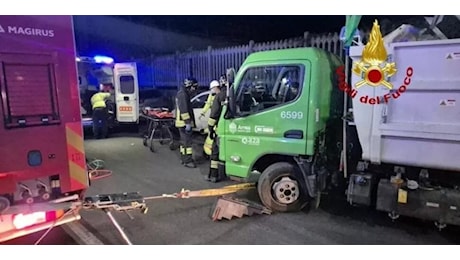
[226,68,236,86]
[224,85,237,119]
[224,68,237,119]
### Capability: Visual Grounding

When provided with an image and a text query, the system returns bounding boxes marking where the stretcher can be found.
[140,108,176,152]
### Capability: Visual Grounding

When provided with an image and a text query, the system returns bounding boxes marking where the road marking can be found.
[62,221,105,245]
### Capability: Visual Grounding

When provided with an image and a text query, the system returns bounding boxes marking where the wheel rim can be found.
[272,176,299,205]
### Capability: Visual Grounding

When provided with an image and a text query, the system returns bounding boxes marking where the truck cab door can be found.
[220,63,309,178]
[113,62,139,123]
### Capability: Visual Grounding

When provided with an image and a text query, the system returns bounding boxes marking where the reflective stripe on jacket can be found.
[201,93,215,115]
[207,88,226,127]
[175,88,195,128]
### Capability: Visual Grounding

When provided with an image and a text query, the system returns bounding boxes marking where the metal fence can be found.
[150,31,352,88]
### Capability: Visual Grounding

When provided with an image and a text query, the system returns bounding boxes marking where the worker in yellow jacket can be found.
[205,75,228,182]
[90,84,113,139]
[201,80,220,157]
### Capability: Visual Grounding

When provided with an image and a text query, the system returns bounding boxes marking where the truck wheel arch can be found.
[251,154,297,174]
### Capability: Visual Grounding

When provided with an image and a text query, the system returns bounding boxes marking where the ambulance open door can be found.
[113,62,139,123]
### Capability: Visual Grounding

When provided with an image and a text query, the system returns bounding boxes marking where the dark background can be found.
[73,15,437,61]
[110,15,417,41]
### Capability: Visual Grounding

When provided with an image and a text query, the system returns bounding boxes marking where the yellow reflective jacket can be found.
[175,88,195,128]
[201,93,215,115]
[91,92,111,109]
[207,88,226,128]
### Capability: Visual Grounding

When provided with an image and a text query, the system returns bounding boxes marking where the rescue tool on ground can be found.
[10,183,257,245]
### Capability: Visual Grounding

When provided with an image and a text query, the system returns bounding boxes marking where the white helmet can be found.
[209,80,219,90]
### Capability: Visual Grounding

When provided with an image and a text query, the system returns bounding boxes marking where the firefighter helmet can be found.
[184,77,198,88]
[219,74,227,86]
[209,80,220,90]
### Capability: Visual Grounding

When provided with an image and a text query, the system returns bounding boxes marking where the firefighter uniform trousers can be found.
[179,127,193,163]
[202,93,216,157]
[207,88,227,181]
[203,130,214,156]
[209,127,220,180]
[175,87,196,166]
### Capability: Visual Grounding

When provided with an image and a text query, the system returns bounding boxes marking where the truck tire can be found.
[257,162,308,212]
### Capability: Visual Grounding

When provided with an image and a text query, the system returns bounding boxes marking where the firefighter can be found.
[175,77,198,168]
[205,75,228,182]
[201,80,220,158]
[90,84,112,139]
[200,80,220,119]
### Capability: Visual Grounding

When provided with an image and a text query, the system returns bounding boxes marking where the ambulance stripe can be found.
[66,123,88,190]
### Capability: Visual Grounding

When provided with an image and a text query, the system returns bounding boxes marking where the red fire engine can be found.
[0,15,89,242]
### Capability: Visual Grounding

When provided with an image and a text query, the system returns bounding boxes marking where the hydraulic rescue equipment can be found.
[26,182,261,245]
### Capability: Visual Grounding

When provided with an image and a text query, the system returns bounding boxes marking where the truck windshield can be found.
[235,65,302,116]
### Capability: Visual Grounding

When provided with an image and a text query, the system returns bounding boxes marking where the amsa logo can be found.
[229,122,237,134]
[228,122,251,134]
[0,24,55,38]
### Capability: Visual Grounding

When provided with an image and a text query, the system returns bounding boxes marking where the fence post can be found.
[248,40,255,54]
[207,46,212,81]
[175,50,180,90]
[150,53,155,88]
[303,31,310,47]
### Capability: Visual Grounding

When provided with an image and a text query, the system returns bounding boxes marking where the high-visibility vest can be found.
[201,94,215,115]
[91,92,111,110]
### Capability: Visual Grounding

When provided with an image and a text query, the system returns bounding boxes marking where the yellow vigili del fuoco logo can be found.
[353,20,397,89]
[337,20,414,105]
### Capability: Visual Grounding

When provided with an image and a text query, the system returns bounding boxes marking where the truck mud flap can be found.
[294,157,317,198]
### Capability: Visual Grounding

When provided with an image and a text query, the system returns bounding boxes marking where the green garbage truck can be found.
[216,26,460,229]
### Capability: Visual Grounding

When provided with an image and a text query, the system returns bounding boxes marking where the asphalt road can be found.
[80,134,460,245]
[6,132,460,245]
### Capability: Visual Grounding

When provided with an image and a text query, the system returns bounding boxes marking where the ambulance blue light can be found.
[93,55,114,64]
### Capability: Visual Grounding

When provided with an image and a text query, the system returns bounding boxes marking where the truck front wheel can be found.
[257,162,309,212]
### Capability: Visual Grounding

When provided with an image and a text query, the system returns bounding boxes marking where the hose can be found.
[86,158,112,181]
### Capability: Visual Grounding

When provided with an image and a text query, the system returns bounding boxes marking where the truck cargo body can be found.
[350,39,460,172]
[346,38,460,227]
[0,15,88,242]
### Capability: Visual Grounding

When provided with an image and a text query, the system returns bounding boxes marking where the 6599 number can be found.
[280,111,304,120]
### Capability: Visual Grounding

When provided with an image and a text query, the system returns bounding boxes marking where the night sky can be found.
[74,15,431,60]
[111,15,424,42]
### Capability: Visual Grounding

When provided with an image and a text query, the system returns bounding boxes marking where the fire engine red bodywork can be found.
[0,16,88,201]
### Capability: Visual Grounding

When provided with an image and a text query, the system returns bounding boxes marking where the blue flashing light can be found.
[93,55,114,64]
